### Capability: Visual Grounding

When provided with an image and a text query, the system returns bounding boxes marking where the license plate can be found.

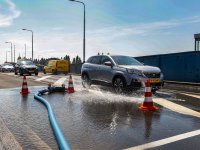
[150,79,160,82]
[29,71,34,73]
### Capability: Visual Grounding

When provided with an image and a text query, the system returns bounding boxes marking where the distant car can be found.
[43,60,69,75]
[81,55,164,93]
[1,63,14,72]
[15,59,39,76]
[0,64,4,72]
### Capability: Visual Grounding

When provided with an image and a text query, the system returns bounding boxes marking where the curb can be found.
[165,80,200,86]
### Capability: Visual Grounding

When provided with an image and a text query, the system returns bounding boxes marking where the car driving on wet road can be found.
[15,59,39,76]
[1,63,14,72]
[81,55,164,93]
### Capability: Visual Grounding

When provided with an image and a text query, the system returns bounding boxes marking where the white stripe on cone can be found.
[23,79,27,83]
[144,97,153,102]
[69,78,72,82]
[68,84,74,87]
[22,85,27,89]
[145,87,151,92]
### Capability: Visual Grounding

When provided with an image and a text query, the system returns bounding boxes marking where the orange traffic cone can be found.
[66,74,75,93]
[138,79,158,111]
[20,75,30,94]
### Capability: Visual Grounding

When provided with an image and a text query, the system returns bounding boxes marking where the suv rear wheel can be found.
[113,77,126,94]
[82,74,91,88]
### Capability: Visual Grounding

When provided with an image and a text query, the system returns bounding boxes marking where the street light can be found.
[22,29,33,61]
[38,55,41,64]
[6,51,10,62]
[5,42,12,62]
[22,53,25,59]
[25,44,26,58]
[69,0,86,63]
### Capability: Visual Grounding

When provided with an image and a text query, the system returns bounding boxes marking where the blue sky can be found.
[0,0,200,63]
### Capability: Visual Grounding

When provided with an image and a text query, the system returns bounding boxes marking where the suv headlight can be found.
[127,69,143,76]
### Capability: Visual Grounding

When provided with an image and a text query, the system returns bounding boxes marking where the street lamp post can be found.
[25,44,26,59]
[5,42,12,62]
[38,55,41,64]
[6,51,10,62]
[14,45,15,63]
[69,0,86,63]
[22,53,25,59]
[22,29,33,61]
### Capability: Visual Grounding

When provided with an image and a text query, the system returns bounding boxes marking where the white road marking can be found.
[35,76,51,81]
[180,93,200,99]
[124,129,200,150]
[53,77,67,86]
[154,98,200,118]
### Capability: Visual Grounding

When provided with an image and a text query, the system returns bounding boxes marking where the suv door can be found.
[89,56,101,84]
[15,61,20,73]
[98,56,114,85]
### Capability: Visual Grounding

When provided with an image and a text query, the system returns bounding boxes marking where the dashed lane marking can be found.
[180,93,200,99]
[154,98,200,118]
[53,77,67,86]
[35,76,51,81]
[124,129,200,150]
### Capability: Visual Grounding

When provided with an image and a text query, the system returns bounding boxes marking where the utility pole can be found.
[25,44,26,59]
[14,45,15,63]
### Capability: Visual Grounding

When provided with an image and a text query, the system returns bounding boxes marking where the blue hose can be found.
[34,91,71,150]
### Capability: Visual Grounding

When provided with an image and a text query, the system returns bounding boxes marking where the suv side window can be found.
[91,56,101,64]
[86,57,93,63]
[101,56,111,65]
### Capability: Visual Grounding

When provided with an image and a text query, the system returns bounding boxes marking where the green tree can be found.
[72,58,76,64]
[64,55,71,64]
[17,56,21,60]
[97,52,100,55]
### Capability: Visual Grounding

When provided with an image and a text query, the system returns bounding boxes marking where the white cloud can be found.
[0,0,21,27]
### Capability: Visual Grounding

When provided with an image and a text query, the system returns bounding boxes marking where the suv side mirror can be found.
[105,61,112,66]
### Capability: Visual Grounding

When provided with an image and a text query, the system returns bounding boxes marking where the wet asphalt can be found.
[0,84,200,150]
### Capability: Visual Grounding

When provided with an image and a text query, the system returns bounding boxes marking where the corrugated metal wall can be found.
[134,51,200,83]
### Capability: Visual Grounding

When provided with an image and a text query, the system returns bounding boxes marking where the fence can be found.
[134,51,200,83]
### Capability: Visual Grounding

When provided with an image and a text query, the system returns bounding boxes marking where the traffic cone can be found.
[66,74,75,93]
[20,75,30,94]
[138,79,158,111]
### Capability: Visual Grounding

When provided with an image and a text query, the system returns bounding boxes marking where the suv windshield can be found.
[4,64,12,66]
[111,56,142,66]
[21,61,34,65]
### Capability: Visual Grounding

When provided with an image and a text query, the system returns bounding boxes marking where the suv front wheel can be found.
[113,77,126,94]
[82,74,91,88]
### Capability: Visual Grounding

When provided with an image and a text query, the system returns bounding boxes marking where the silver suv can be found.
[81,55,164,93]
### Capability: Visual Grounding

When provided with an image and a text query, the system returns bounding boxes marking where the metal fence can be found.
[69,63,83,74]
[134,51,200,83]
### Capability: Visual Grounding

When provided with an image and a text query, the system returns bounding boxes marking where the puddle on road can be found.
[0,86,200,150]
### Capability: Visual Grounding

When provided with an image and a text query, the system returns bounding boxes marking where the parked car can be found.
[15,59,39,76]
[43,60,69,75]
[0,64,4,72]
[81,55,164,93]
[1,63,14,72]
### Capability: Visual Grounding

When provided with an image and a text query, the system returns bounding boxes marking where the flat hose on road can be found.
[34,91,71,150]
